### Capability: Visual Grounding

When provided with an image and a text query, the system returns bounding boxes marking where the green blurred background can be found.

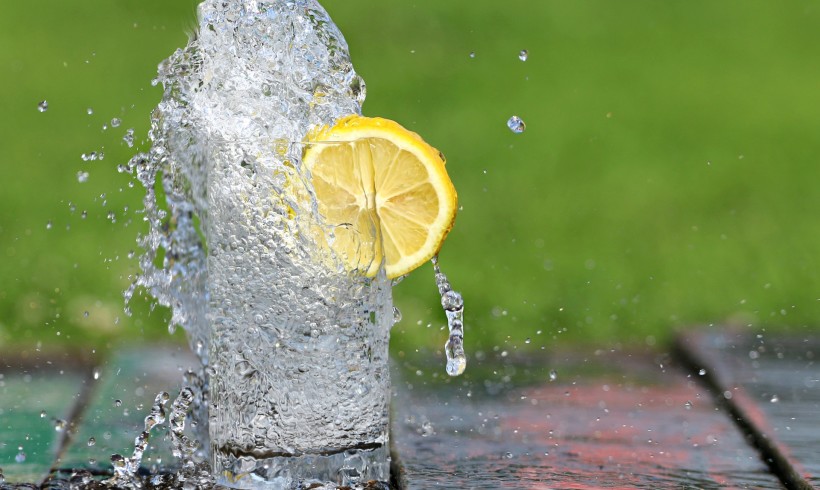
[1,0,818,356]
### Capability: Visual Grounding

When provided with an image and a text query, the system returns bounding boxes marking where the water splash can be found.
[432,256,466,376]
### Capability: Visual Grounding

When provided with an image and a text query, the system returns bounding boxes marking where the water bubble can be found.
[549,369,557,382]
[77,171,90,183]
[37,100,48,112]
[507,115,526,134]
[698,368,706,376]
[111,117,122,128]
[518,49,528,61]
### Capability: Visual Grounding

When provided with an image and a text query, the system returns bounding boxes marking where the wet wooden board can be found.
[676,330,820,489]
[0,365,88,485]
[391,351,782,489]
[54,345,200,476]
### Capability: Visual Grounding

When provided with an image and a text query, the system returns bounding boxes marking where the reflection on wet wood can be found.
[675,330,819,489]
[391,349,782,489]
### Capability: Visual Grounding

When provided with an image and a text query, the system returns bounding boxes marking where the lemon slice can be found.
[303,115,457,279]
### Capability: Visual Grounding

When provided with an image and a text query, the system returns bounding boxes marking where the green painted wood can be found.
[0,369,86,485]
[54,345,199,476]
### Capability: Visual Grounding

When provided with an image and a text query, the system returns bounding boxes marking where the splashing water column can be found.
[135,0,392,488]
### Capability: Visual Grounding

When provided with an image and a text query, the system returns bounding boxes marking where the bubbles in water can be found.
[37,100,48,112]
[507,115,526,134]
[518,49,528,61]
[77,171,89,183]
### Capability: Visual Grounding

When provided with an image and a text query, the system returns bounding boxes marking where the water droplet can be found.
[507,115,526,134]
[684,401,693,410]
[770,395,779,403]
[54,419,67,432]
[524,337,531,344]
[77,171,90,183]
[504,452,514,459]
[93,368,101,380]
[549,369,557,382]
[469,51,476,59]
[81,151,98,161]
[114,399,123,407]
[87,437,96,446]
[15,450,26,463]
[111,117,122,128]
[123,128,135,148]
[46,221,53,230]
[518,49,528,61]
[698,368,706,376]
[392,306,402,323]
[40,410,47,418]
[37,100,48,112]
[87,107,94,115]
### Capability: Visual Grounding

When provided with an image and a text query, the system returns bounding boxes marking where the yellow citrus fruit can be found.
[302,115,457,279]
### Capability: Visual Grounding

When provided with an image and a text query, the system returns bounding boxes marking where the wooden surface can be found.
[1,331,818,489]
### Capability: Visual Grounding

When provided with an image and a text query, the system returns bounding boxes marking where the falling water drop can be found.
[698,368,706,376]
[770,395,779,403]
[15,449,26,463]
[37,100,48,112]
[392,306,402,324]
[518,49,528,61]
[111,117,122,128]
[549,369,557,382]
[507,115,526,134]
[432,256,466,376]
[684,401,693,410]
[77,171,90,183]
[87,437,96,447]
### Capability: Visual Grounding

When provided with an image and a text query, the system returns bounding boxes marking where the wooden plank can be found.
[675,330,819,489]
[391,351,782,489]
[54,345,200,476]
[0,367,87,485]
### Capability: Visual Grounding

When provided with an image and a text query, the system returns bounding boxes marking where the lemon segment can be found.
[302,116,457,278]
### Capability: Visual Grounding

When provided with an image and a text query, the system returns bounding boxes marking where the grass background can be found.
[1,0,818,356]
